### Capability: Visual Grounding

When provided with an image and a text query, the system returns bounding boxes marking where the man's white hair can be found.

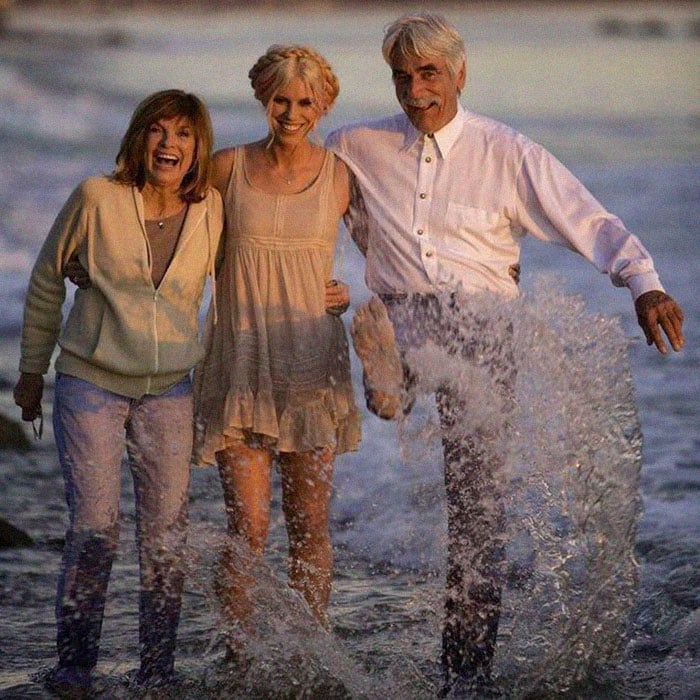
[382,12,466,79]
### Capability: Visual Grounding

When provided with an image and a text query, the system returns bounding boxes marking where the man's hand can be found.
[63,256,91,289]
[13,372,44,422]
[635,290,684,354]
[325,279,350,316]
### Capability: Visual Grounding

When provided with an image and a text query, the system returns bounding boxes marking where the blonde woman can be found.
[194,46,361,644]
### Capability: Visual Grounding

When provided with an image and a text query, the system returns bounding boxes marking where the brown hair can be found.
[112,89,213,202]
[248,45,340,135]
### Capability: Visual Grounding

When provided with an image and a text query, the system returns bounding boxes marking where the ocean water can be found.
[0,3,698,698]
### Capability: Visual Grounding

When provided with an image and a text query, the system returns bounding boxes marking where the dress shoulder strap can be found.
[217,147,240,201]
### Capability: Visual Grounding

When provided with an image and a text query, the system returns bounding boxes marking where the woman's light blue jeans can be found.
[52,373,193,687]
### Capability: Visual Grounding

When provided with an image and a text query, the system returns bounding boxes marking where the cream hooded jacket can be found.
[19,176,224,398]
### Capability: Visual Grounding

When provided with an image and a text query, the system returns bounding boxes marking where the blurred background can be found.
[0,1,698,698]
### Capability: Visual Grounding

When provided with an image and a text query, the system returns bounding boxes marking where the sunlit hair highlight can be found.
[248,45,340,137]
[382,12,466,80]
[112,89,213,202]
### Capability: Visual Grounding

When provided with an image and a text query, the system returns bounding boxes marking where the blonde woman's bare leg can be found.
[279,448,334,627]
[217,443,272,549]
[215,443,272,651]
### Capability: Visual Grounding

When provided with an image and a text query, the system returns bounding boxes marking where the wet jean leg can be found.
[385,295,511,683]
[52,374,128,678]
[125,378,193,686]
[437,387,505,684]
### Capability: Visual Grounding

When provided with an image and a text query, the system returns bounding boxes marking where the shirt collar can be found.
[400,103,465,157]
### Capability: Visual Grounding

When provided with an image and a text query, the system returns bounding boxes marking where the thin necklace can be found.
[156,202,183,229]
[157,204,171,228]
[265,151,296,185]
[264,143,315,186]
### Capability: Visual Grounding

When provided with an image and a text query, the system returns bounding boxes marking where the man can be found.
[326,11,684,694]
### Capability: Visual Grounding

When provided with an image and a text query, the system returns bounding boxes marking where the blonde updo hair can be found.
[248,45,340,134]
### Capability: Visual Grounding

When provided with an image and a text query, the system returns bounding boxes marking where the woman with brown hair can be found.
[14,89,223,694]
[194,45,361,649]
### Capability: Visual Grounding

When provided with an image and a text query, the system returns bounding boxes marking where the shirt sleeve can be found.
[514,142,663,299]
[343,169,370,256]
[19,184,89,374]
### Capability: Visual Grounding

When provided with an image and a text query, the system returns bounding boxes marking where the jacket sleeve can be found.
[19,183,89,374]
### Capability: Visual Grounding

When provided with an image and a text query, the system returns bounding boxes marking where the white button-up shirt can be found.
[327,106,663,300]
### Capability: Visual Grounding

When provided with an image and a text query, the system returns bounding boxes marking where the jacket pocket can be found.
[60,290,105,357]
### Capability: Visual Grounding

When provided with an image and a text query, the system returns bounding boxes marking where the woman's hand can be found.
[13,372,44,422]
[63,256,91,289]
[325,279,350,316]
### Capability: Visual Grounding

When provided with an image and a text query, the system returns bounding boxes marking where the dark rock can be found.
[0,412,32,451]
[0,516,34,548]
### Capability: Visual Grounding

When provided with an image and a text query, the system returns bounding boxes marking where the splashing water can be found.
[170,278,642,699]
[183,529,373,699]
[9,279,641,699]
[394,276,642,696]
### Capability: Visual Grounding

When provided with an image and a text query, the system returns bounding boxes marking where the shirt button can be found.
[419,193,427,199]
[417,229,424,236]
[425,156,432,163]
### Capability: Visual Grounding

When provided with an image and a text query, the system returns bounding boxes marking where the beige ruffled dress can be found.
[193,147,361,464]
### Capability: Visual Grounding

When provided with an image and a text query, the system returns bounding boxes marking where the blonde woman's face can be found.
[268,76,321,145]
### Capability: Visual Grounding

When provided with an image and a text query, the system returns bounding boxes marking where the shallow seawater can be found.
[1,2,699,698]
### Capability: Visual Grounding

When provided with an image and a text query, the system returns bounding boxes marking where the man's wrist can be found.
[627,272,664,302]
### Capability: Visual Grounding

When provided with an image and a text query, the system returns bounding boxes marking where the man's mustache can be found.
[400,97,440,109]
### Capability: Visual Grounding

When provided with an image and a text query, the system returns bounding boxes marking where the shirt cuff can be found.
[19,356,51,375]
[626,272,665,301]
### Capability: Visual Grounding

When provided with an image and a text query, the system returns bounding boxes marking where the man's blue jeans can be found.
[52,373,193,685]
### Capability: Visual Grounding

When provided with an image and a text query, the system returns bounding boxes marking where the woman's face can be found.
[143,115,196,190]
[268,76,321,145]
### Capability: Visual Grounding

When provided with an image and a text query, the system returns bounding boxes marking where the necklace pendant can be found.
[158,220,164,229]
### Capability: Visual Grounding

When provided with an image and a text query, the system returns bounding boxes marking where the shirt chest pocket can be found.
[445,202,513,251]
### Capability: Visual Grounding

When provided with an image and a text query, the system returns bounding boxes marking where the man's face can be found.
[391,52,465,134]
